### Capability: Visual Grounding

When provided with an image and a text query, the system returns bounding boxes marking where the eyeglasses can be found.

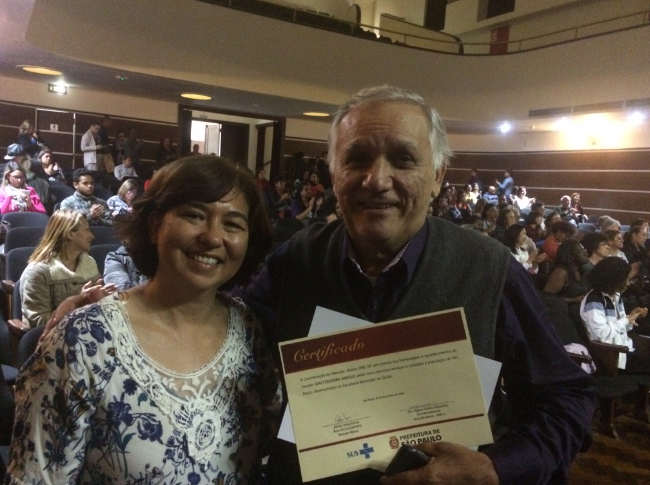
[9,174,24,181]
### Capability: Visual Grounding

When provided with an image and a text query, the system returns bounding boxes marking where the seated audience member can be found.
[113,155,138,181]
[154,136,176,167]
[21,158,50,209]
[491,206,517,243]
[266,177,292,220]
[107,178,139,217]
[20,210,115,328]
[144,169,158,191]
[545,210,561,232]
[0,161,46,215]
[622,226,650,286]
[431,194,448,219]
[581,257,650,373]
[472,197,486,217]
[103,245,148,290]
[482,185,499,204]
[555,195,579,225]
[310,194,338,225]
[524,211,545,242]
[291,183,314,223]
[504,224,542,272]
[570,193,588,223]
[544,240,590,303]
[630,218,649,232]
[623,226,649,268]
[61,168,113,226]
[461,214,485,233]
[308,172,325,197]
[2,143,25,174]
[468,183,481,205]
[257,168,271,192]
[481,203,498,235]
[604,229,630,261]
[513,186,535,211]
[37,149,65,183]
[600,216,621,233]
[581,232,611,279]
[531,201,546,227]
[447,190,469,224]
[542,220,577,262]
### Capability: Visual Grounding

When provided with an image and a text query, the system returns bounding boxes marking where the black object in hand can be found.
[385,445,431,476]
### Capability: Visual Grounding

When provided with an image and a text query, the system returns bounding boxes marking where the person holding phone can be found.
[0,161,46,214]
[80,121,105,172]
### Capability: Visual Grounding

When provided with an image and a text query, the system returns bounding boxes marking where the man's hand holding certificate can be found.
[278,308,494,482]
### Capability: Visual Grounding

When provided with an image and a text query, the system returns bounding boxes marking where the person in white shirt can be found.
[80,122,104,172]
[513,186,535,211]
[113,155,138,180]
[580,256,649,372]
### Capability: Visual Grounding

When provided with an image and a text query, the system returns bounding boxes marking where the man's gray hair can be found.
[328,85,452,171]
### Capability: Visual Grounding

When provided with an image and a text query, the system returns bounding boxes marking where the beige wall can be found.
[27,0,650,124]
[285,118,331,140]
[450,0,650,51]
[0,74,178,123]
[372,0,426,27]
[448,121,650,153]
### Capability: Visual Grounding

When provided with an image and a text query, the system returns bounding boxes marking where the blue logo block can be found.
[359,443,374,459]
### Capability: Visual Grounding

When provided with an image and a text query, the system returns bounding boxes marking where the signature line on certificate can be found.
[322,415,371,428]
[298,413,485,453]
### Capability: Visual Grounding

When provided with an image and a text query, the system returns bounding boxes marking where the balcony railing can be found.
[197,0,650,56]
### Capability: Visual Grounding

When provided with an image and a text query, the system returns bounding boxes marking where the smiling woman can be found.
[7,157,281,485]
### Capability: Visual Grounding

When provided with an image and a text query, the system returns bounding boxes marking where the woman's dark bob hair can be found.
[115,156,272,284]
[589,257,631,295]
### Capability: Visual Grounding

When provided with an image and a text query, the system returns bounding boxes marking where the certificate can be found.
[278,308,494,482]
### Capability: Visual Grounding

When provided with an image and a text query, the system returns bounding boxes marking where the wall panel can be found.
[448,149,650,222]
[1,100,178,172]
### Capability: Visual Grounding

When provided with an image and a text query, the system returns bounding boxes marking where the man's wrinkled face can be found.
[331,101,444,256]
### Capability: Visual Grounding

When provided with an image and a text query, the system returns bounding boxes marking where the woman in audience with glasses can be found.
[8,156,281,485]
[19,209,115,328]
[107,178,139,217]
[0,161,46,215]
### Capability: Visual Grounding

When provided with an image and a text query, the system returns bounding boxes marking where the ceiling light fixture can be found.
[499,122,511,134]
[628,111,646,125]
[48,83,67,95]
[20,66,63,75]
[303,112,330,117]
[181,93,211,100]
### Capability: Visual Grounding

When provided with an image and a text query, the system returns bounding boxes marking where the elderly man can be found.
[237,86,594,485]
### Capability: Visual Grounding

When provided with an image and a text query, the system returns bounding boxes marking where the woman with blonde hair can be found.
[107,178,138,216]
[0,161,46,215]
[37,148,65,183]
[20,209,115,327]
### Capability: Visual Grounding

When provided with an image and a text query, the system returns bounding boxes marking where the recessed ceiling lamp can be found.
[499,122,512,134]
[20,66,63,75]
[628,111,646,125]
[181,93,211,100]
[303,112,330,117]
